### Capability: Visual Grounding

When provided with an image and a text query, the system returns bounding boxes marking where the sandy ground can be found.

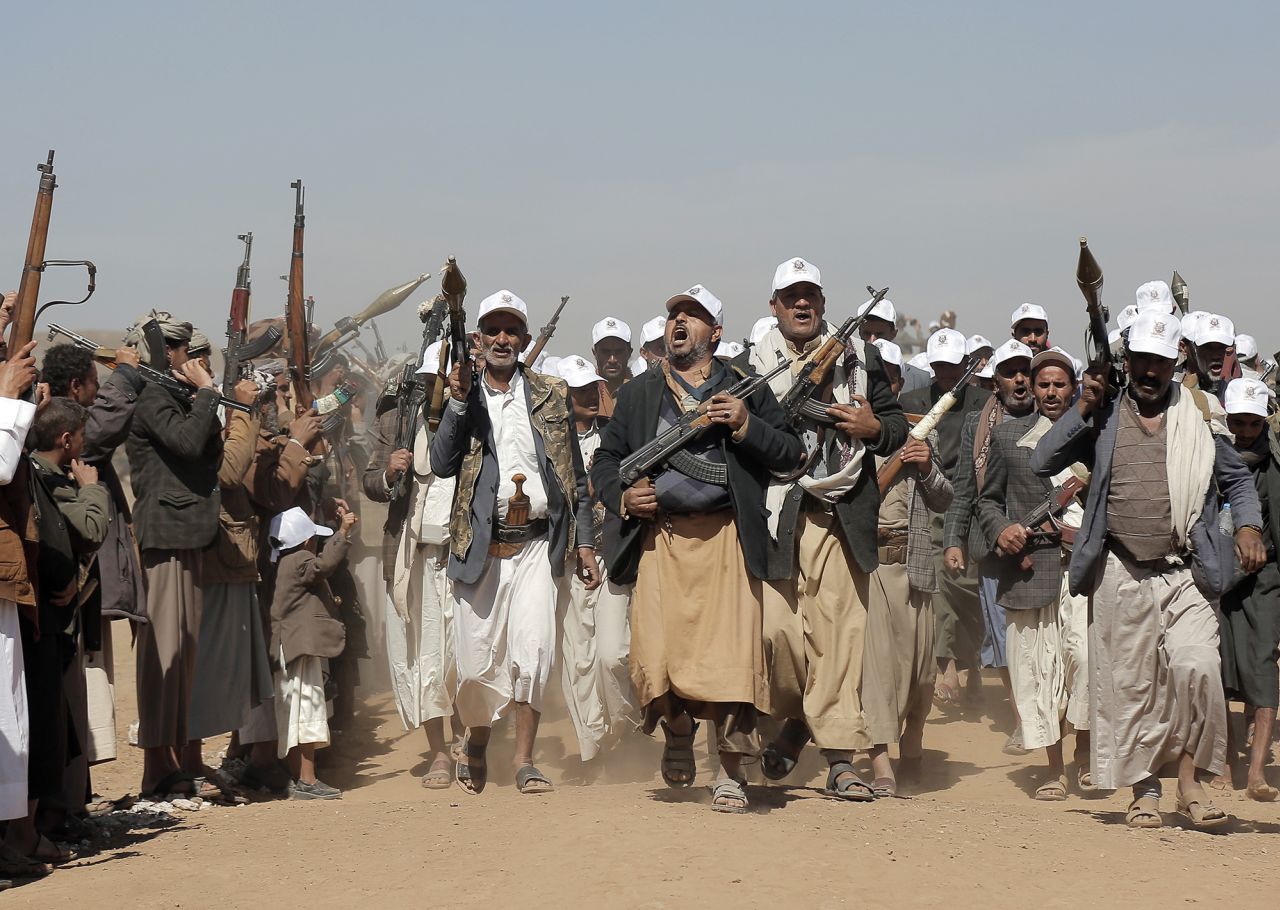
[8,623,1280,909]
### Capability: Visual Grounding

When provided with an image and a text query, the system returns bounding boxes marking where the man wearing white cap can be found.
[591,283,802,813]
[900,328,990,704]
[1218,377,1280,802]
[591,316,633,404]
[944,340,1038,752]
[1183,313,1239,404]
[1011,303,1050,354]
[638,316,667,369]
[361,340,460,789]
[977,347,1091,799]
[555,355,637,765]
[857,295,930,394]
[431,290,598,795]
[1032,310,1266,829]
[1234,334,1261,379]
[747,257,908,801]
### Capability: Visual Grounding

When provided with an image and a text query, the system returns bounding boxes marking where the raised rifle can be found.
[284,179,313,411]
[524,295,569,366]
[1077,237,1123,409]
[1010,475,1086,570]
[221,232,281,397]
[10,150,97,355]
[778,285,888,426]
[47,322,251,413]
[618,359,792,487]
[310,271,431,376]
[876,356,982,492]
[426,257,469,431]
[389,294,449,510]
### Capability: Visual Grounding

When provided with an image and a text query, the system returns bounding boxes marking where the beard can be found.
[668,338,711,370]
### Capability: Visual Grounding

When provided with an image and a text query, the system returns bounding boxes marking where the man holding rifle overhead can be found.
[591,283,802,814]
[430,290,596,796]
[746,258,908,801]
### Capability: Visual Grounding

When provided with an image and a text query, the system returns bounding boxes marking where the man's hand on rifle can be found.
[899,437,932,477]
[707,391,747,433]
[1077,367,1108,417]
[385,448,412,485]
[576,547,601,591]
[70,458,99,489]
[178,359,216,391]
[233,379,259,406]
[448,359,472,402]
[115,346,140,368]
[828,395,882,441]
[0,340,38,399]
[996,523,1030,557]
[622,478,658,520]
[289,410,323,449]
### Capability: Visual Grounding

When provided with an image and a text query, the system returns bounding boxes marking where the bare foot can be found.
[1246,778,1278,802]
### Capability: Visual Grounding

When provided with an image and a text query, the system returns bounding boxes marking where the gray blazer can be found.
[978,414,1066,611]
[942,409,989,558]
[1029,389,1262,597]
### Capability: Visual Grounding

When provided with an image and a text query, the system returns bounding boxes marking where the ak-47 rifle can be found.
[221,232,281,398]
[10,150,97,355]
[1077,237,1123,412]
[524,295,569,366]
[284,179,313,412]
[389,295,449,510]
[1009,475,1086,571]
[310,271,431,376]
[777,285,888,427]
[47,322,251,413]
[876,356,983,493]
[618,359,792,487]
[426,257,468,430]
[1170,270,1190,315]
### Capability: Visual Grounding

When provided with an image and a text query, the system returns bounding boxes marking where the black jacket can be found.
[590,359,803,584]
[126,383,223,552]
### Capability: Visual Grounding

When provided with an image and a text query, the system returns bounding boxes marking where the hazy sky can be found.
[5,1,1278,364]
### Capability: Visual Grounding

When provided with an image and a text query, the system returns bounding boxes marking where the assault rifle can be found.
[778,285,888,426]
[284,179,312,411]
[876,356,982,492]
[389,294,449,510]
[426,257,468,431]
[310,271,431,377]
[47,322,251,413]
[10,150,97,356]
[618,359,792,487]
[1077,237,1123,408]
[222,232,282,397]
[1010,475,1086,571]
[524,295,569,366]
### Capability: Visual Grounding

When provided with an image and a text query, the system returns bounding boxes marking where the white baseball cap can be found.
[1117,304,1140,330]
[1224,377,1271,418]
[665,284,724,325]
[872,338,903,367]
[629,354,647,375]
[715,340,745,359]
[268,506,334,563]
[926,328,967,365]
[415,340,445,374]
[1135,280,1176,313]
[1011,303,1048,327]
[749,316,778,346]
[1197,314,1235,347]
[1126,310,1182,360]
[640,316,666,345]
[976,362,994,379]
[966,334,993,355]
[557,354,603,388]
[477,289,528,328]
[539,355,562,376]
[1180,311,1206,345]
[772,257,822,293]
[1108,328,1124,346]
[1235,333,1258,360]
[591,317,631,346]
[907,352,934,376]
[990,339,1035,372]
[858,296,897,323]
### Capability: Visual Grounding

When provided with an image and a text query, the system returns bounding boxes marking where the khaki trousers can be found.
[762,510,871,752]
[136,549,203,750]
[862,557,935,746]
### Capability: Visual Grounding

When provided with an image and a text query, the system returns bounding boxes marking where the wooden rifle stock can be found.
[222,232,253,398]
[524,295,569,366]
[10,151,57,351]
[285,179,313,411]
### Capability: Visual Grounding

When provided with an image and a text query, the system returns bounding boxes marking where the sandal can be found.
[659,719,699,788]
[824,761,875,802]
[1246,780,1279,802]
[28,834,73,864]
[140,769,196,800]
[871,777,897,799]
[0,844,52,879]
[1034,774,1068,802]
[1076,767,1095,792]
[421,763,453,790]
[1176,789,1229,830]
[710,777,749,814]
[515,764,554,795]
[1126,794,1162,829]
[455,736,488,796]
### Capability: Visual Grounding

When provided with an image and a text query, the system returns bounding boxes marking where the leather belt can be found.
[488,518,548,558]
[877,528,908,544]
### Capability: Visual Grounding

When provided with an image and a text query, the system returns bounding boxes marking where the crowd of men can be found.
[1,254,1279,881]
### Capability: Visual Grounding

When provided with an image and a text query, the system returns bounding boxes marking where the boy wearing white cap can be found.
[1032,310,1266,829]
[590,283,803,813]
[1011,303,1050,354]
[361,340,460,789]
[900,329,991,704]
[1218,377,1280,801]
[555,356,637,764]
[269,505,358,799]
[749,258,909,800]
[431,290,598,795]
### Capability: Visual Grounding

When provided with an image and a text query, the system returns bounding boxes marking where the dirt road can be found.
[9,626,1280,909]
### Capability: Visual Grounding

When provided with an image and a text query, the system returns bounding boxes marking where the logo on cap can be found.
[1021,304,1031,313]
[573,356,586,369]
[1209,317,1220,328]
[1153,321,1166,337]
[937,334,948,346]
[792,259,805,271]
[501,293,513,304]
[606,319,616,328]
[1245,385,1257,399]
[688,287,700,296]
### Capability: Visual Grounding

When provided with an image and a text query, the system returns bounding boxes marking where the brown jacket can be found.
[270,531,350,664]
[0,460,39,618]
[202,411,262,586]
